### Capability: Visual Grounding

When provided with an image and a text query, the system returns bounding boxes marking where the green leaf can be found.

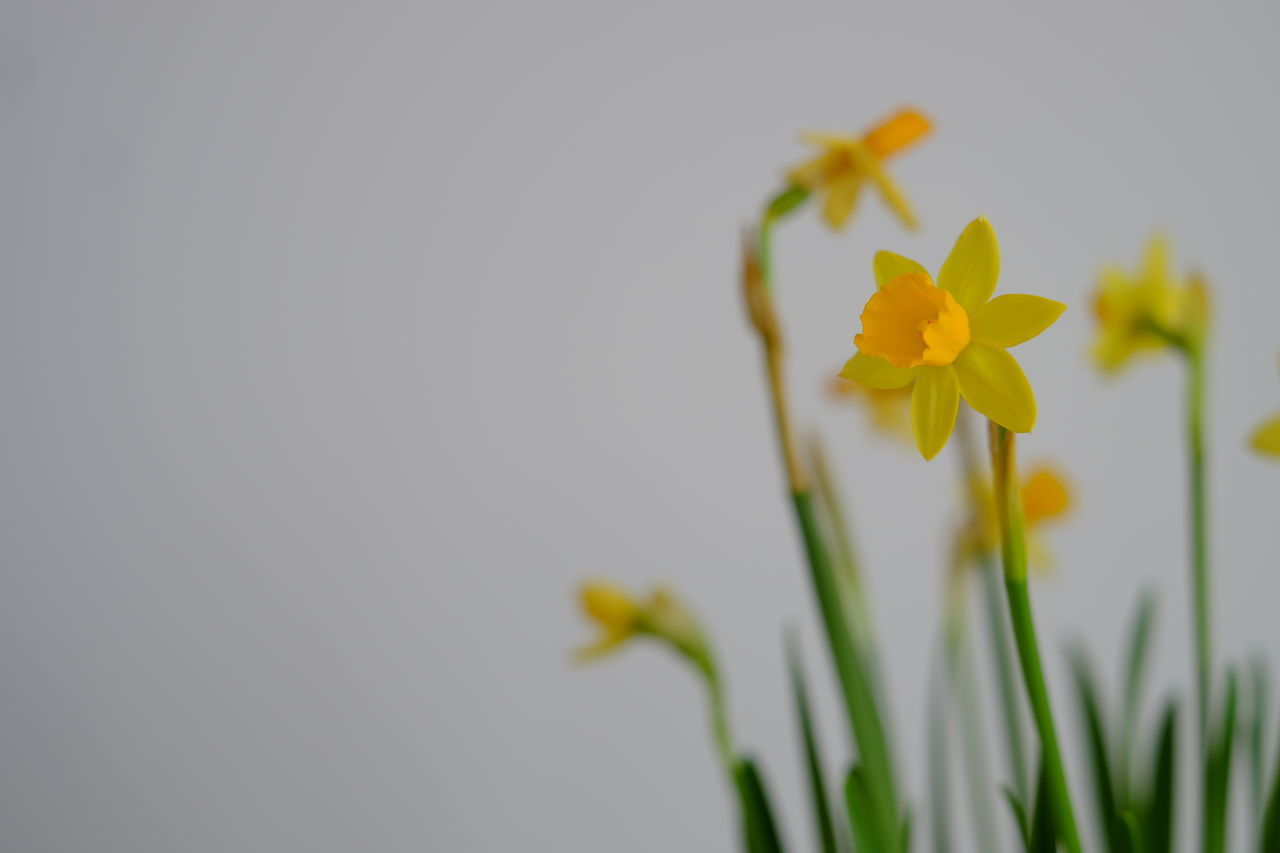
[1029,755,1056,853]
[1001,787,1031,851]
[1203,668,1239,853]
[1144,701,1178,853]
[1069,648,1122,851]
[1119,590,1157,803]
[1248,656,1271,823]
[1262,710,1280,853]
[786,631,840,853]
[928,667,954,853]
[1118,810,1142,853]
[844,764,882,853]
[734,757,786,853]
[792,492,900,847]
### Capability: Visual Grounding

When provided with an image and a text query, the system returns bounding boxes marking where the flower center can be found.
[854,272,971,368]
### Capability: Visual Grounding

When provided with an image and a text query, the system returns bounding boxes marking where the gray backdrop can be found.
[4,2,1279,851]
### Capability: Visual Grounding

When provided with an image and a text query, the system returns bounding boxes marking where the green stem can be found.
[990,424,1083,853]
[981,553,1031,802]
[707,671,737,781]
[793,490,901,844]
[748,199,899,846]
[1187,347,1210,753]
[957,412,1030,802]
[946,621,1001,852]
[808,437,883,694]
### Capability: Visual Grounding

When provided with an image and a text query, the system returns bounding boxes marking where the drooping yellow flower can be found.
[575,580,641,661]
[573,581,707,665]
[1252,413,1280,457]
[1249,354,1280,458]
[788,108,931,231]
[828,376,912,443]
[839,217,1066,460]
[1091,234,1210,372]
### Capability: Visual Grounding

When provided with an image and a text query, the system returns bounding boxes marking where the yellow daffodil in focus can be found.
[788,108,931,231]
[1091,234,1210,372]
[839,217,1066,460]
[828,376,912,443]
[1249,354,1280,458]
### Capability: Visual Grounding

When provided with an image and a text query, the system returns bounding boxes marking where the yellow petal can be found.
[580,581,638,633]
[969,294,1067,348]
[938,217,1000,312]
[1250,411,1280,457]
[573,631,630,662]
[839,352,918,389]
[788,149,841,189]
[1021,465,1071,524]
[873,250,929,288]
[953,344,1036,433]
[1143,233,1171,287]
[823,173,864,230]
[846,143,919,230]
[911,366,959,460]
[862,109,932,160]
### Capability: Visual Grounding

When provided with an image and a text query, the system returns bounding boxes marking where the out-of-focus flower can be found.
[839,217,1066,460]
[960,463,1073,571]
[1249,354,1280,458]
[788,108,931,231]
[575,581,641,661]
[828,376,912,443]
[573,581,708,666]
[1091,234,1210,372]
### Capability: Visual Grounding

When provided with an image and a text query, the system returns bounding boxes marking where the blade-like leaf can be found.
[928,663,953,853]
[1262,710,1280,853]
[786,631,840,853]
[792,492,900,847]
[1248,656,1270,822]
[1145,701,1178,853]
[1069,648,1122,851]
[844,764,882,853]
[735,757,785,853]
[1119,590,1157,803]
[1030,755,1056,853]
[1203,669,1239,853]
[1001,787,1031,851]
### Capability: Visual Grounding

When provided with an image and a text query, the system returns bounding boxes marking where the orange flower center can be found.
[855,273,971,368]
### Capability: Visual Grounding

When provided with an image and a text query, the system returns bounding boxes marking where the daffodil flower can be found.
[1091,234,1210,372]
[788,108,931,231]
[574,581,642,661]
[574,580,708,666]
[828,376,912,443]
[1249,354,1280,458]
[839,217,1066,460]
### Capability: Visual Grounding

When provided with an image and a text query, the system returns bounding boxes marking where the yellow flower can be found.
[573,581,707,664]
[1252,413,1280,457]
[1249,354,1280,458]
[839,217,1066,460]
[828,376,912,442]
[1091,234,1210,372]
[788,108,931,231]
[575,580,641,661]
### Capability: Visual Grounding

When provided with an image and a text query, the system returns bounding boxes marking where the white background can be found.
[4,2,1279,851]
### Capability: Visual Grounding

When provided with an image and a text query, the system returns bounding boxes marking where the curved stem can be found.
[989,422,1083,853]
[1187,347,1210,751]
